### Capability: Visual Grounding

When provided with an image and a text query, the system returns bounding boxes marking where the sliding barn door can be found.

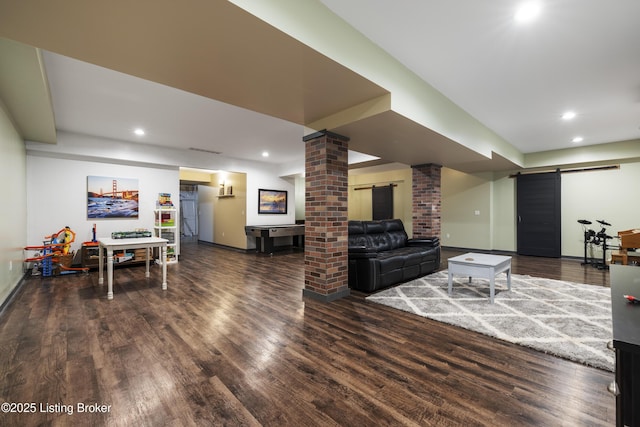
[516,171,561,257]
[372,184,394,220]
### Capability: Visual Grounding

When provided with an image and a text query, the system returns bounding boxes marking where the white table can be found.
[98,237,168,300]
[447,252,512,303]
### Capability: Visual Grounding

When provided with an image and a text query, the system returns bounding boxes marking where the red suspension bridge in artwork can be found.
[95,180,139,199]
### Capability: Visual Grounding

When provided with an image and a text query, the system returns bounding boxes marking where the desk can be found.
[611,250,640,266]
[98,237,168,300]
[610,265,640,426]
[447,252,512,303]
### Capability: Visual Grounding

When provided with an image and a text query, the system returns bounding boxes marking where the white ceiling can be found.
[319,0,640,153]
[35,0,640,170]
[43,52,306,166]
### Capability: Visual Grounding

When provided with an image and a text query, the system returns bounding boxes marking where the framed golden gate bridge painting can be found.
[87,176,139,218]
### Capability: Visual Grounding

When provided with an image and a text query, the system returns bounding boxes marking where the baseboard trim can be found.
[197,240,249,253]
[441,246,586,262]
[0,272,28,321]
[302,287,350,302]
[441,246,516,256]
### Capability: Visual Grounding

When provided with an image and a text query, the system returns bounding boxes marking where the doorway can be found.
[180,185,198,243]
[197,184,216,243]
[516,171,561,257]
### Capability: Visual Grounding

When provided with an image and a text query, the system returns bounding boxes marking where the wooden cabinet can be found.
[81,242,150,269]
[81,243,100,269]
[610,265,640,426]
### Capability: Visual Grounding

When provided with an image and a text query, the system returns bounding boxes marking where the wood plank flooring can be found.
[0,244,616,426]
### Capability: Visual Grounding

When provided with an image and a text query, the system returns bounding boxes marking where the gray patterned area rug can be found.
[366,270,614,371]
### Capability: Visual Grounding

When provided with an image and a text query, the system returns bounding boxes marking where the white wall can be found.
[442,161,640,258]
[25,131,304,252]
[491,172,516,251]
[26,155,180,257]
[245,166,296,226]
[441,168,493,250]
[245,166,296,249]
[0,103,27,306]
[561,162,640,257]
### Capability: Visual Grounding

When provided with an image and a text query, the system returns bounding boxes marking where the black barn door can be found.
[372,184,393,220]
[516,171,561,257]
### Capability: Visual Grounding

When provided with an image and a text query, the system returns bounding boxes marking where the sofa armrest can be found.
[407,237,440,247]
[348,245,378,259]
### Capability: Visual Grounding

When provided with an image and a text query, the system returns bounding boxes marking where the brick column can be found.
[411,163,442,238]
[302,130,350,302]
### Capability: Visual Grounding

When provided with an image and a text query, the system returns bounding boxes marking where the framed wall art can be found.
[87,176,139,218]
[258,188,287,214]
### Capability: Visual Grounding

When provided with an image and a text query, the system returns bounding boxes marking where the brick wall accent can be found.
[411,163,442,238]
[302,130,350,302]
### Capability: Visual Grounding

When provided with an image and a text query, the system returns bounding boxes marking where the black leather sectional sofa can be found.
[347,219,440,292]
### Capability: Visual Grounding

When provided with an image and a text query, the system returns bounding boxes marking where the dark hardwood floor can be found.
[0,244,616,426]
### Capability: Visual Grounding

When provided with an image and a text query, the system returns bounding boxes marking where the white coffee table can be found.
[447,252,512,303]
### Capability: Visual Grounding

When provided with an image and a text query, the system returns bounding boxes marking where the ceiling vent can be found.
[189,147,222,155]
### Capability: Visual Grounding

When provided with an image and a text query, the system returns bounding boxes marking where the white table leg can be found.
[161,245,167,290]
[107,248,114,300]
[507,267,512,291]
[98,244,104,285]
[145,246,150,278]
[489,273,495,304]
[448,270,453,296]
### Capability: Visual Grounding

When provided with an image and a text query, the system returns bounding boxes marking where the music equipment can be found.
[579,219,614,269]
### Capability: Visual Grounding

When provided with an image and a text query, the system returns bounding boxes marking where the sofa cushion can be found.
[348,221,365,235]
[375,251,406,272]
[362,221,393,251]
[384,219,405,233]
[347,221,367,247]
[384,219,408,249]
[403,250,425,266]
[373,246,436,275]
[368,233,392,252]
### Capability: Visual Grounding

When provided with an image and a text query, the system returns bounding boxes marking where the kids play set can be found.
[24,226,89,276]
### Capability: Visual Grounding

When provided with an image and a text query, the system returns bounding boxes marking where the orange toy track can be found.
[24,227,89,275]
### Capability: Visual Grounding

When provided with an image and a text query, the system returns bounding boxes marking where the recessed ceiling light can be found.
[134,128,145,136]
[262,151,269,157]
[572,136,584,143]
[562,111,576,120]
[515,2,542,23]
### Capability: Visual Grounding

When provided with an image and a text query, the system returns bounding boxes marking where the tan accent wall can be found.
[348,168,413,235]
[212,171,247,249]
[179,169,213,183]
